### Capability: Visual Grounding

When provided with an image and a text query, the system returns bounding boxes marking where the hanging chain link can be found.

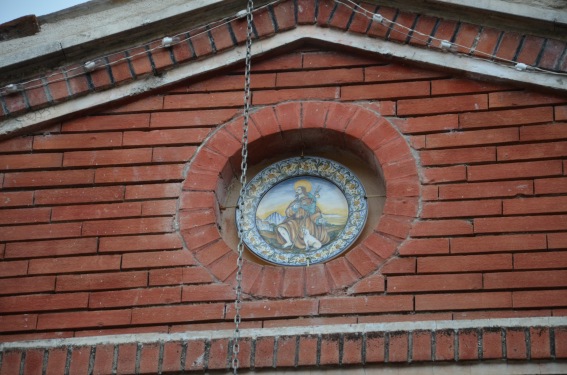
[232,0,254,373]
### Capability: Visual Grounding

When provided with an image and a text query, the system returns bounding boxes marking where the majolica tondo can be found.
[236,157,368,266]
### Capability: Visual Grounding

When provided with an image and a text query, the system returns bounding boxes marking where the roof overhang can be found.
[0,0,566,138]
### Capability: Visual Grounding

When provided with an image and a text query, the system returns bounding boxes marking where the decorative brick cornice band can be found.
[1,0,567,129]
[1,317,566,373]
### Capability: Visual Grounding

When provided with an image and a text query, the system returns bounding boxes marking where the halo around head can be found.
[294,179,312,192]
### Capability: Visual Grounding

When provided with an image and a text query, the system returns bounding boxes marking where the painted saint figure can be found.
[276,180,330,250]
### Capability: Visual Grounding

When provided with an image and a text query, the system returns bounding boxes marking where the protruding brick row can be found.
[2,323,561,372]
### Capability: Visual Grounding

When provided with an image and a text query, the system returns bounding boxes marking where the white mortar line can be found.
[1,316,566,350]
[2,26,566,138]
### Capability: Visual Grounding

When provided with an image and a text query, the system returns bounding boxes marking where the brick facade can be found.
[1,0,566,373]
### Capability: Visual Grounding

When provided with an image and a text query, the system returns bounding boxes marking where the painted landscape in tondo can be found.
[255,176,348,254]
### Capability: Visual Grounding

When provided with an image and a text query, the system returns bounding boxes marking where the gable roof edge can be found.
[1,26,566,139]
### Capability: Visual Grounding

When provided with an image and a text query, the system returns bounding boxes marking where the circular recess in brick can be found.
[178,101,419,296]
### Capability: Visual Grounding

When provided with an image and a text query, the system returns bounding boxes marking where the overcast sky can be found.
[0,0,90,24]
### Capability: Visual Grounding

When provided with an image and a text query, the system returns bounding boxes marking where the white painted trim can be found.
[2,26,567,137]
[241,362,567,374]
[1,316,566,350]
[0,0,226,68]
[433,0,567,25]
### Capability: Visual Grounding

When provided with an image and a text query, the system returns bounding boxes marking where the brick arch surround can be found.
[179,101,419,296]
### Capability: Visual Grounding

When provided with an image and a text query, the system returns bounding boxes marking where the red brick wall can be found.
[1,47,567,370]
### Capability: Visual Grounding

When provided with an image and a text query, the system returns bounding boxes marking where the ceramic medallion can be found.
[236,157,368,266]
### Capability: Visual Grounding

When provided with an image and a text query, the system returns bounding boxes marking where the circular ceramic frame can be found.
[236,156,368,266]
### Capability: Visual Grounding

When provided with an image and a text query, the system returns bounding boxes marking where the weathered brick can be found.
[410,330,432,361]
[365,332,386,363]
[164,92,243,109]
[63,148,152,167]
[326,257,359,289]
[388,273,482,293]
[451,234,546,254]
[0,223,82,242]
[122,128,210,146]
[122,250,195,269]
[426,127,518,149]
[393,114,458,134]
[0,314,37,332]
[0,153,62,171]
[460,107,553,129]
[4,169,94,188]
[0,207,51,225]
[417,253,512,273]
[381,257,416,275]
[278,68,363,88]
[435,330,455,360]
[474,215,567,234]
[498,141,567,161]
[0,260,28,278]
[420,146,495,166]
[468,160,562,181]
[51,202,141,222]
[439,180,533,199]
[513,290,567,308]
[482,328,503,359]
[411,219,473,237]
[0,292,88,313]
[182,284,233,302]
[319,295,413,314]
[485,270,567,290]
[416,292,512,311]
[398,94,488,116]
[342,81,429,101]
[346,246,383,277]
[515,251,567,270]
[99,233,181,253]
[28,254,121,275]
[251,266,283,298]
[150,109,236,128]
[422,165,471,184]
[490,91,567,109]
[35,186,124,205]
[57,270,147,292]
[82,217,173,236]
[91,286,181,308]
[33,132,122,150]
[421,199,502,218]
[254,87,337,105]
[398,238,449,256]
[107,96,163,114]
[226,299,318,320]
[389,332,409,362]
[132,303,225,325]
[0,276,55,295]
[530,327,551,359]
[504,196,567,215]
[0,191,34,207]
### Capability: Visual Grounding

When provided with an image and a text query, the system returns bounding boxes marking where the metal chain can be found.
[232,0,254,373]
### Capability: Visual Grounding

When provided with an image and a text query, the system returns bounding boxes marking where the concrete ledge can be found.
[2,316,565,349]
[0,317,565,373]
